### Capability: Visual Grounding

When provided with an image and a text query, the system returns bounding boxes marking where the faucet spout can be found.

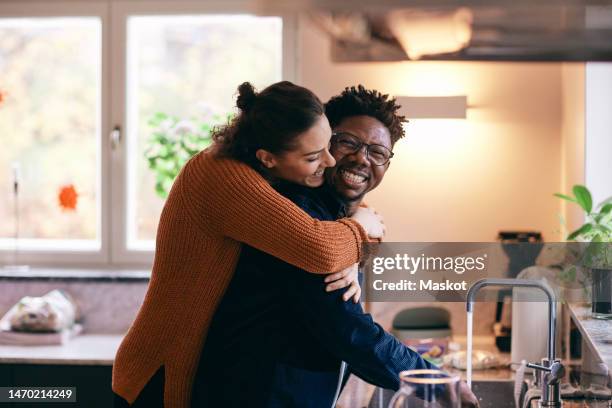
[465,278,557,362]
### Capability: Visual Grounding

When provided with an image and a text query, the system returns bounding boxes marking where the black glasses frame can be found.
[331,132,394,166]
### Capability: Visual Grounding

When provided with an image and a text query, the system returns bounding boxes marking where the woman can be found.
[112,81,383,408]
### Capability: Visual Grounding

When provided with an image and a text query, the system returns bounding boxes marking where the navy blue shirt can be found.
[191,183,436,408]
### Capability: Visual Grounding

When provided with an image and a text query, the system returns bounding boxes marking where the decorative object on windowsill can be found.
[3,161,29,273]
[555,185,612,319]
[144,110,232,199]
[58,184,79,211]
[0,290,82,345]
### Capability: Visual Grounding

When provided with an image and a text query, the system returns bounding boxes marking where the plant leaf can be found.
[567,223,592,241]
[597,224,612,233]
[596,195,612,209]
[568,267,576,281]
[573,185,593,214]
[554,193,577,203]
[600,203,612,215]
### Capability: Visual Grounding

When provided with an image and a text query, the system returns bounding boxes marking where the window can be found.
[0,17,102,252]
[126,14,282,249]
[0,2,292,267]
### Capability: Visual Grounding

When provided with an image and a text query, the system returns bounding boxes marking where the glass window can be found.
[0,17,102,251]
[125,14,283,249]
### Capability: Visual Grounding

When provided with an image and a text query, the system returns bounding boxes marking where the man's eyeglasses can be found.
[331,132,394,166]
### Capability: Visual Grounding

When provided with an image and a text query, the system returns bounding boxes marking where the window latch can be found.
[110,125,121,150]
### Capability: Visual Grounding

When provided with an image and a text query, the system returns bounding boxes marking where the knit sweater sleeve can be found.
[179,152,368,273]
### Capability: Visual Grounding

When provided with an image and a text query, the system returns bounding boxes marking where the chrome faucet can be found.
[466,278,564,408]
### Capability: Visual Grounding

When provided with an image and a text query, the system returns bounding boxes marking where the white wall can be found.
[585,63,612,207]
[297,16,566,242]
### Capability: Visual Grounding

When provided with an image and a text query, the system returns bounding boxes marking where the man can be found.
[192,86,478,407]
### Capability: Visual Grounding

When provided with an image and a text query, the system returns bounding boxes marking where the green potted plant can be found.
[555,185,612,319]
[144,111,231,199]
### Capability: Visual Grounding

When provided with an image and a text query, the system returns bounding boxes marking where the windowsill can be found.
[0,267,150,282]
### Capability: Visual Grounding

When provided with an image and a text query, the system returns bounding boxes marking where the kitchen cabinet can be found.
[1,364,113,408]
[0,334,121,407]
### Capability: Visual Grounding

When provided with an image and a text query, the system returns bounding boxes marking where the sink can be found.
[368,379,611,408]
[368,380,516,408]
[472,380,516,408]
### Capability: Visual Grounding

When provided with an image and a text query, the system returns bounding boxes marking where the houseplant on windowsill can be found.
[144,111,231,199]
[555,185,612,319]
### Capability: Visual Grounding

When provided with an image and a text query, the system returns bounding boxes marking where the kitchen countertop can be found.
[567,303,612,375]
[0,334,122,365]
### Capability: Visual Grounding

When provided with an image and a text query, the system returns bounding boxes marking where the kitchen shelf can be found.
[566,303,612,378]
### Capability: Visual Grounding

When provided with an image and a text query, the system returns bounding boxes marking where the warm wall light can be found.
[387,8,473,60]
[395,95,467,119]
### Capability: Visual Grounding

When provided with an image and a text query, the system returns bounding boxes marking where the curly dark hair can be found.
[211,81,324,173]
[324,85,407,145]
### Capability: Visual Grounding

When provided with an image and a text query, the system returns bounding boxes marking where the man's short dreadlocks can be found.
[324,85,407,145]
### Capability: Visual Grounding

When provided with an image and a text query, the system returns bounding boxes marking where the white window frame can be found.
[0,0,297,269]
[0,1,111,267]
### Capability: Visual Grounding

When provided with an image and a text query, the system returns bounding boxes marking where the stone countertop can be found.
[567,303,612,373]
[0,334,122,366]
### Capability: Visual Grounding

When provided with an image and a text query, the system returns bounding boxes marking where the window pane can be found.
[126,15,283,249]
[0,18,101,251]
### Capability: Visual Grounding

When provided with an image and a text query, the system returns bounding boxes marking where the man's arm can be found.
[287,264,437,390]
[275,189,436,390]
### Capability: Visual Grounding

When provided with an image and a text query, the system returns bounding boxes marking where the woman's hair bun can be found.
[236,82,257,112]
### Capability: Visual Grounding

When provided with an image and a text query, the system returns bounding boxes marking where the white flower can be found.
[172,120,197,136]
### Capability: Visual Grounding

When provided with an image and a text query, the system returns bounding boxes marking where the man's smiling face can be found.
[325,115,393,203]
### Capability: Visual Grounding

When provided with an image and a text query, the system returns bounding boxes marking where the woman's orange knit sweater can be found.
[111,150,368,407]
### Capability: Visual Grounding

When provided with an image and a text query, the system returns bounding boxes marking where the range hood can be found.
[258,1,612,61]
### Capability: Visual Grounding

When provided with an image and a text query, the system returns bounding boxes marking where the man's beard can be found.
[326,181,366,216]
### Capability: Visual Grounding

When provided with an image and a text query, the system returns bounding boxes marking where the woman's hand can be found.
[324,263,361,303]
[351,206,385,239]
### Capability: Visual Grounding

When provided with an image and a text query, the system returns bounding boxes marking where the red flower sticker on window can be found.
[0,90,6,107]
[58,184,79,211]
